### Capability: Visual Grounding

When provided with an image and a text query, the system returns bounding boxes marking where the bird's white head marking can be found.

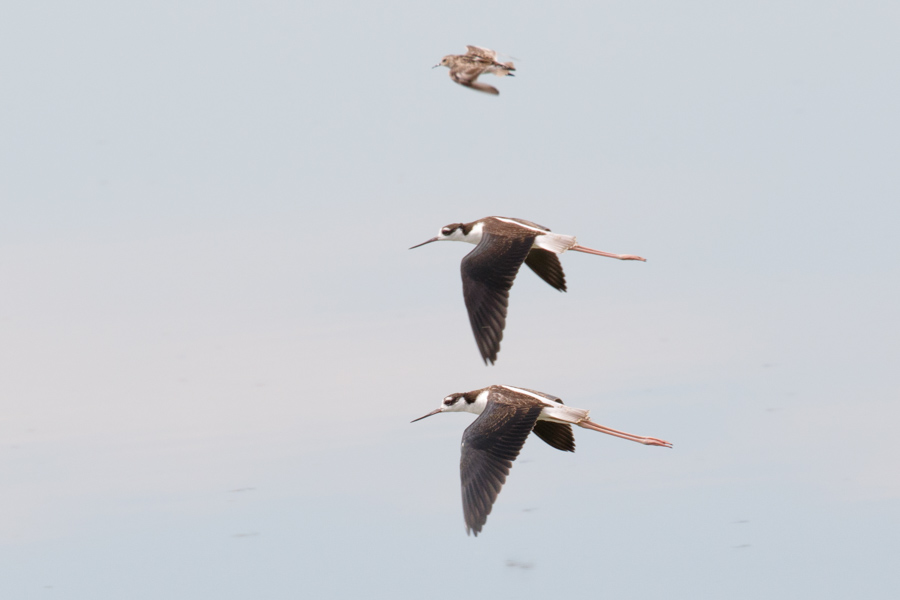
[440,390,488,415]
[435,223,468,242]
[440,393,468,412]
[435,221,483,245]
[411,389,490,423]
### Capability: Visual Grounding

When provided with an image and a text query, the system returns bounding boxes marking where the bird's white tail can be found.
[532,232,578,255]
[490,64,515,77]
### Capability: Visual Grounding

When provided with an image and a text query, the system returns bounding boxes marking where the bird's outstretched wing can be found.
[465,45,515,76]
[461,232,535,363]
[450,64,499,95]
[465,45,497,61]
[524,248,567,292]
[460,400,544,536]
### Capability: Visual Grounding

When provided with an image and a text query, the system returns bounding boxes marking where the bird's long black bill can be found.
[409,237,439,249]
[411,408,442,423]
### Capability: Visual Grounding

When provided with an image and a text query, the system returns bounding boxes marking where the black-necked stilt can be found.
[412,384,671,536]
[409,216,646,364]
[434,46,515,95]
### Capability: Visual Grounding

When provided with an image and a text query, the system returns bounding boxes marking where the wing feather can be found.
[450,65,499,95]
[461,233,534,363]
[465,45,497,60]
[460,400,543,536]
[524,248,567,292]
[531,421,576,452]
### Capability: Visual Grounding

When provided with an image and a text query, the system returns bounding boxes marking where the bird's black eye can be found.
[443,396,456,405]
[441,226,454,235]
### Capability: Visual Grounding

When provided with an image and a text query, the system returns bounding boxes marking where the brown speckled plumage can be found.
[434,45,516,95]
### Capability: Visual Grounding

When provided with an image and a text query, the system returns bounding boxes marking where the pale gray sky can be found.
[2,1,899,598]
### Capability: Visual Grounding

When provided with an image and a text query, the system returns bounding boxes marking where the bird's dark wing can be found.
[460,401,544,536]
[524,248,567,292]
[450,65,499,95]
[461,232,535,363]
[531,421,575,452]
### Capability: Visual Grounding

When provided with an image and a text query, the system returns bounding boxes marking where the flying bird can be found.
[434,45,515,95]
[409,216,646,364]
[412,384,672,536]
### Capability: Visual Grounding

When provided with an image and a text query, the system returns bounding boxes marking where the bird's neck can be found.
[454,221,484,245]
[462,389,490,415]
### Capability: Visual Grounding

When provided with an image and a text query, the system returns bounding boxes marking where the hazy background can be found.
[2,1,899,598]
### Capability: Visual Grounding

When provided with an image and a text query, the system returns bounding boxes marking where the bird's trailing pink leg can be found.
[577,419,672,448]
[571,245,646,262]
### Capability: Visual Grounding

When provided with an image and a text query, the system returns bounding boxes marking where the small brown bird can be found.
[434,45,515,95]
